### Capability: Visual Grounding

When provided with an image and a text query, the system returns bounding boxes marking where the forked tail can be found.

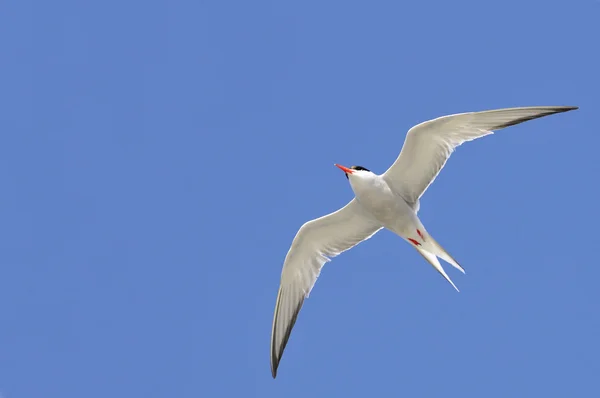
[427,234,465,274]
[415,246,460,292]
[406,225,464,291]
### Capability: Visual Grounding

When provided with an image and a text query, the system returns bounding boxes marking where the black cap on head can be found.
[346,165,370,179]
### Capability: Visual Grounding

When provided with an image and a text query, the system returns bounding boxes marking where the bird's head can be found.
[334,164,372,180]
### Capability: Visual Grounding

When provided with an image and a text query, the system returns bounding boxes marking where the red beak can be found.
[335,164,354,174]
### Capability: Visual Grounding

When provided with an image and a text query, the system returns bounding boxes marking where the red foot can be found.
[408,238,421,246]
[417,229,425,240]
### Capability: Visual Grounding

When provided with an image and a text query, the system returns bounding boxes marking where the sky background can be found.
[0,0,599,397]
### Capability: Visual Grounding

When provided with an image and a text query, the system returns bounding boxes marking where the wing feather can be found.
[383,106,578,206]
[270,199,382,378]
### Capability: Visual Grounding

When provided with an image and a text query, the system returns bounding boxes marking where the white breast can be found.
[348,173,413,229]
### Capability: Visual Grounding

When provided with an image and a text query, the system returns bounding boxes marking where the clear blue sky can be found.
[0,0,598,397]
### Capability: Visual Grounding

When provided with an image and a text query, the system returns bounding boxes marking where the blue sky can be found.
[0,0,598,396]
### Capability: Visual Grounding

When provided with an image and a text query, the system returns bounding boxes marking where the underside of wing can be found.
[270,199,382,378]
[383,106,578,205]
[270,285,305,378]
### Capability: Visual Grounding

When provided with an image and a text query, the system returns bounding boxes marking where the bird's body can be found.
[270,106,578,378]
[352,171,419,233]
[340,165,463,288]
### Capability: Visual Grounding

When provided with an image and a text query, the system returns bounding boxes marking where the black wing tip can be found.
[271,347,281,379]
[270,293,305,380]
[549,105,579,113]
[522,105,578,111]
[493,106,578,129]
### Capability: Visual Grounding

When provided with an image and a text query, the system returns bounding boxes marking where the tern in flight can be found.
[270,106,578,378]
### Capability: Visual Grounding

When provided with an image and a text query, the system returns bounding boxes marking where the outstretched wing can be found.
[270,199,382,378]
[383,106,578,206]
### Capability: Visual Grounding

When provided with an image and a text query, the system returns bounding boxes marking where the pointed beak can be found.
[335,164,354,174]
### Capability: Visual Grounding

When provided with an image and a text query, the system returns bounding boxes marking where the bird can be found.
[270,105,578,378]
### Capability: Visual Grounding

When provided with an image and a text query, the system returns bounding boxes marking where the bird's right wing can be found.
[383,106,578,207]
[270,198,382,378]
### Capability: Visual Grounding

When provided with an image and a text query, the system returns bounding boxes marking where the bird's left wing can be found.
[383,106,578,207]
[270,198,382,378]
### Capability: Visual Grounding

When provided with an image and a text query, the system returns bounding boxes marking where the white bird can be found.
[270,106,577,378]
